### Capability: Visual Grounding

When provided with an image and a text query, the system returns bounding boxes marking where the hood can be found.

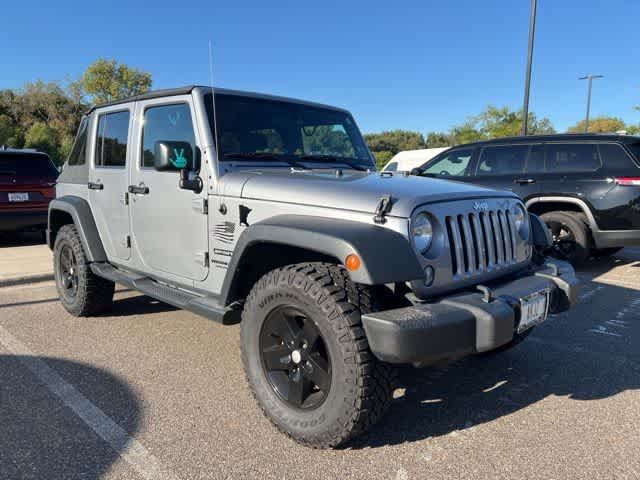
[220,169,516,218]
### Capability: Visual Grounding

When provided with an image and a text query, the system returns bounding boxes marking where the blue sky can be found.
[2,0,639,134]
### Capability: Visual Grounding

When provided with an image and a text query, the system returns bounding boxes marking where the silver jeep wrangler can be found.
[48,86,579,448]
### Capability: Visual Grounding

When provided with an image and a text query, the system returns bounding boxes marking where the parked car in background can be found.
[0,147,58,235]
[415,134,640,264]
[382,147,449,172]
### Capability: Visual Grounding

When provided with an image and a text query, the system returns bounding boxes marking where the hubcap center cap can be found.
[291,350,302,364]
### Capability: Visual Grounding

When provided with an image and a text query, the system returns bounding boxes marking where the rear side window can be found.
[95,110,130,167]
[421,149,474,177]
[68,117,88,166]
[624,143,640,166]
[0,153,58,177]
[141,103,196,168]
[598,143,638,170]
[477,145,529,175]
[545,143,600,172]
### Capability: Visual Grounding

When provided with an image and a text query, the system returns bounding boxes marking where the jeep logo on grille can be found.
[473,201,489,211]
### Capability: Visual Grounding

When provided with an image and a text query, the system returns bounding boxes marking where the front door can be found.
[88,107,132,261]
[471,144,541,201]
[129,97,209,282]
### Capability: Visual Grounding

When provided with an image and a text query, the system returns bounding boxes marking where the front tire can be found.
[240,263,394,448]
[541,211,591,266]
[53,224,114,316]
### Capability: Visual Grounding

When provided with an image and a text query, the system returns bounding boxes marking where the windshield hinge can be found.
[373,194,392,224]
[202,198,209,215]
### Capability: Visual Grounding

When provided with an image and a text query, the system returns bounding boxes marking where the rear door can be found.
[535,142,603,202]
[470,144,540,200]
[129,96,209,282]
[88,106,132,261]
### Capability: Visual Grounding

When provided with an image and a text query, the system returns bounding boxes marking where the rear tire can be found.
[541,211,591,266]
[240,262,394,448]
[53,224,114,316]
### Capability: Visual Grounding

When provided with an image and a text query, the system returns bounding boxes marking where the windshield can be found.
[206,93,373,169]
[0,153,58,177]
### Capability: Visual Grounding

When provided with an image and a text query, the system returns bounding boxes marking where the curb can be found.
[0,273,54,288]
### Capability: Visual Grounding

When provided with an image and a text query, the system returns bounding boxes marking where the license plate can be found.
[8,192,29,202]
[517,289,549,333]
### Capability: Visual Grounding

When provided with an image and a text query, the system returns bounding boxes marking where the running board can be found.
[90,263,241,324]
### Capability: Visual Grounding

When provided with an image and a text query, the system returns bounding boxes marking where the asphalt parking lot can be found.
[1,245,639,479]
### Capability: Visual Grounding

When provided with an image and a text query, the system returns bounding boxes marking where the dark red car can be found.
[0,148,58,234]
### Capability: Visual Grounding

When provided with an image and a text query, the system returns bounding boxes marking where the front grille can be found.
[445,208,519,277]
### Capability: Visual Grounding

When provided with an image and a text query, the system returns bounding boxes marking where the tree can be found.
[474,106,555,138]
[24,122,59,156]
[81,59,152,104]
[425,132,451,147]
[364,130,426,154]
[372,151,394,170]
[567,116,626,133]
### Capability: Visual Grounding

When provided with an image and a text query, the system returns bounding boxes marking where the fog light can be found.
[424,265,435,286]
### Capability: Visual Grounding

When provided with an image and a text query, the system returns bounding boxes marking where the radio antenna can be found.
[208,41,220,165]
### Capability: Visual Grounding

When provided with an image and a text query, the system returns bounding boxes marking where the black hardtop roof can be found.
[86,85,350,115]
[452,133,640,149]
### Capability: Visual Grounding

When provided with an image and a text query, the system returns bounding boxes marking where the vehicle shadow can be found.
[0,231,45,248]
[350,251,640,449]
[0,354,141,479]
[107,293,178,317]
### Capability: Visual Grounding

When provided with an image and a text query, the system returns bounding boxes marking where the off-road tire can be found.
[541,211,591,266]
[53,224,114,316]
[240,262,395,448]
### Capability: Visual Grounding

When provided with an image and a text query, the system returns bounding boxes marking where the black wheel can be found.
[541,211,591,266]
[593,247,623,257]
[53,224,114,316]
[241,263,394,448]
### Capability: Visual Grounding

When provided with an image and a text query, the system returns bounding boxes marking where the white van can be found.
[382,147,450,172]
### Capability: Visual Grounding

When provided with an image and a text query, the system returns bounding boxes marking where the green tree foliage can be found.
[0,60,152,165]
[81,59,152,104]
[372,151,394,170]
[425,132,450,147]
[567,116,626,133]
[364,130,426,154]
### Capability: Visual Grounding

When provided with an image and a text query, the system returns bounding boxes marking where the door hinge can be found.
[126,235,131,248]
[202,198,209,215]
[124,192,129,205]
[194,251,209,267]
[192,198,209,215]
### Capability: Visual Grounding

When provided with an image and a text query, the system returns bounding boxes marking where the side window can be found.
[598,143,637,170]
[385,161,398,172]
[95,111,130,167]
[545,143,600,172]
[477,145,529,175]
[68,117,88,166]
[141,103,196,169]
[525,144,545,173]
[421,149,474,177]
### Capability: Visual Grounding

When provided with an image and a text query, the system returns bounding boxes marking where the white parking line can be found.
[0,325,179,480]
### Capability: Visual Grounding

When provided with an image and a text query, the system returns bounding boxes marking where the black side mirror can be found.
[410,168,421,176]
[153,141,194,172]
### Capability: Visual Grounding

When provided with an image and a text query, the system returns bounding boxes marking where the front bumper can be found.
[0,210,48,232]
[362,261,579,365]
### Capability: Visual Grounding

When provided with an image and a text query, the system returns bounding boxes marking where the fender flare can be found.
[526,196,599,231]
[220,214,424,303]
[47,196,107,262]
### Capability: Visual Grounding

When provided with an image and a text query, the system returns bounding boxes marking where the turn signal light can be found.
[345,254,361,271]
[615,177,640,186]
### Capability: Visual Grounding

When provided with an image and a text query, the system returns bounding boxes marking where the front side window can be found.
[95,111,130,167]
[545,143,600,172]
[68,117,88,166]
[141,103,196,168]
[421,149,474,177]
[206,93,373,169]
[477,145,529,175]
[525,144,545,173]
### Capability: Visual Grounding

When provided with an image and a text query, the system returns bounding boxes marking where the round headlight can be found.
[412,213,433,254]
[513,204,530,239]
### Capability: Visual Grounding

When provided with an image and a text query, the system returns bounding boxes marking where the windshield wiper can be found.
[298,154,369,172]
[223,152,308,170]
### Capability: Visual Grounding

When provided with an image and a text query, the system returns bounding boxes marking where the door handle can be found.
[514,178,536,185]
[88,182,104,190]
[128,184,149,195]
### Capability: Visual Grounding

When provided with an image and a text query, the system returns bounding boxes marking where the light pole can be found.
[521,0,537,136]
[578,74,603,133]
